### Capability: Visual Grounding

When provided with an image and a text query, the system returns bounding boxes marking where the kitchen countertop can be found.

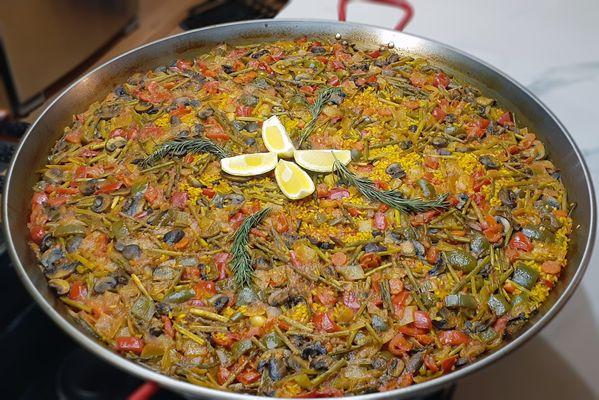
[278,1,599,398]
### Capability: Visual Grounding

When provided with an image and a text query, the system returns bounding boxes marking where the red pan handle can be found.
[338,0,414,31]
[127,381,159,400]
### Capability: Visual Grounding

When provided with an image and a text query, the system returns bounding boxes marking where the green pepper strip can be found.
[450,255,490,294]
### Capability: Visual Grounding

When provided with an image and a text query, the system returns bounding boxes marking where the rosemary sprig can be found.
[230,207,271,288]
[138,137,228,168]
[333,160,449,213]
[297,87,344,148]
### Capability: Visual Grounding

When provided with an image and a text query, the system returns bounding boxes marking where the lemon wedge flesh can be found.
[275,160,315,200]
[220,152,278,176]
[262,115,295,158]
[293,149,352,173]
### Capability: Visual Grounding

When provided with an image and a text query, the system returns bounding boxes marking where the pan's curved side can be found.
[3,19,595,400]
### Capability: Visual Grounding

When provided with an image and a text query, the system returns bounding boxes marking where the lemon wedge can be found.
[220,152,278,176]
[262,115,295,158]
[293,149,352,173]
[274,160,315,200]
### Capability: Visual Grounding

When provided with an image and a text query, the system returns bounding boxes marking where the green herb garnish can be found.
[139,137,228,167]
[230,207,271,288]
[297,87,344,148]
[333,160,449,213]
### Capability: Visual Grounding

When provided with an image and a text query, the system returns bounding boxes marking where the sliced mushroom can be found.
[121,244,142,260]
[163,229,185,245]
[91,194,111,213]
[45,261,77,279]
[48,278,70,295]
[134,102,153,113]
[94,276,117,294]
[385,163,406,179]
[105,136,127,152]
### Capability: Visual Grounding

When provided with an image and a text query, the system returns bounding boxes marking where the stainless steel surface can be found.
[3,19,595,399]
[0,0,137,115]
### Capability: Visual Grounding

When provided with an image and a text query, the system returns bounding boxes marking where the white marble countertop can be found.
[278,1,599,398]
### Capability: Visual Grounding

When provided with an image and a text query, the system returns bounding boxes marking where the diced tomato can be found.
[482,215,503,243]
[194,280,217,299]
[465,117,490,139]
[216,366,231,385]
[314,287,337,306]
[398,325,427,337]
[212,332,236,348]
[171,191,188,209]
[432,106,446,122]
[235,105,253,117]
[410,210,439,226]
[213,253,230,280]
[47,195,70,207]
[388,332,412,355]
[359,253,382,269]
[438,330,470,345]
[493,315,509,335]
[509,231,533,252]
[374,211,387,230]
[316,183,329,198]
[31,192,48,205]
[426,247,440,264]
[96,181,122,194]
[200,187,216,199]
[541,260,561,274]
[297,388,344,398]
[346,206,360,217]
[181,266,200,280]
[342,291,361,311]
[250,228,268,238]
[140,81,171,104]
[29,224,45,244]
[328,188,350,200]
[328,75,340,86]
[144,185,160,205]
[409,72,428,88]
[229,211,245,229]
[171,105,192,118]
[69,280,88,301]
[368,49,381,58]
[440,355,458,373]
[391,291,409,317]
[433,72,450,88]
[312,312,340,333]
[289,250,301,267]
[374,180,389,190]
[176,59,193,70]
[55,186,79,195]
[115,336,144,354]
[331,60,345,70]
[388,278,404,295]
[413,311,432,331]
[424,354,439,372]
[423,157,439,170]
[203,80,220,94]
[237,368,261,385]
[399,373,413,387]
[497,112,513,126]
[272,213,289,234]
[162,315,175,338]
[331,252,347,267]
[64,131,82,144]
